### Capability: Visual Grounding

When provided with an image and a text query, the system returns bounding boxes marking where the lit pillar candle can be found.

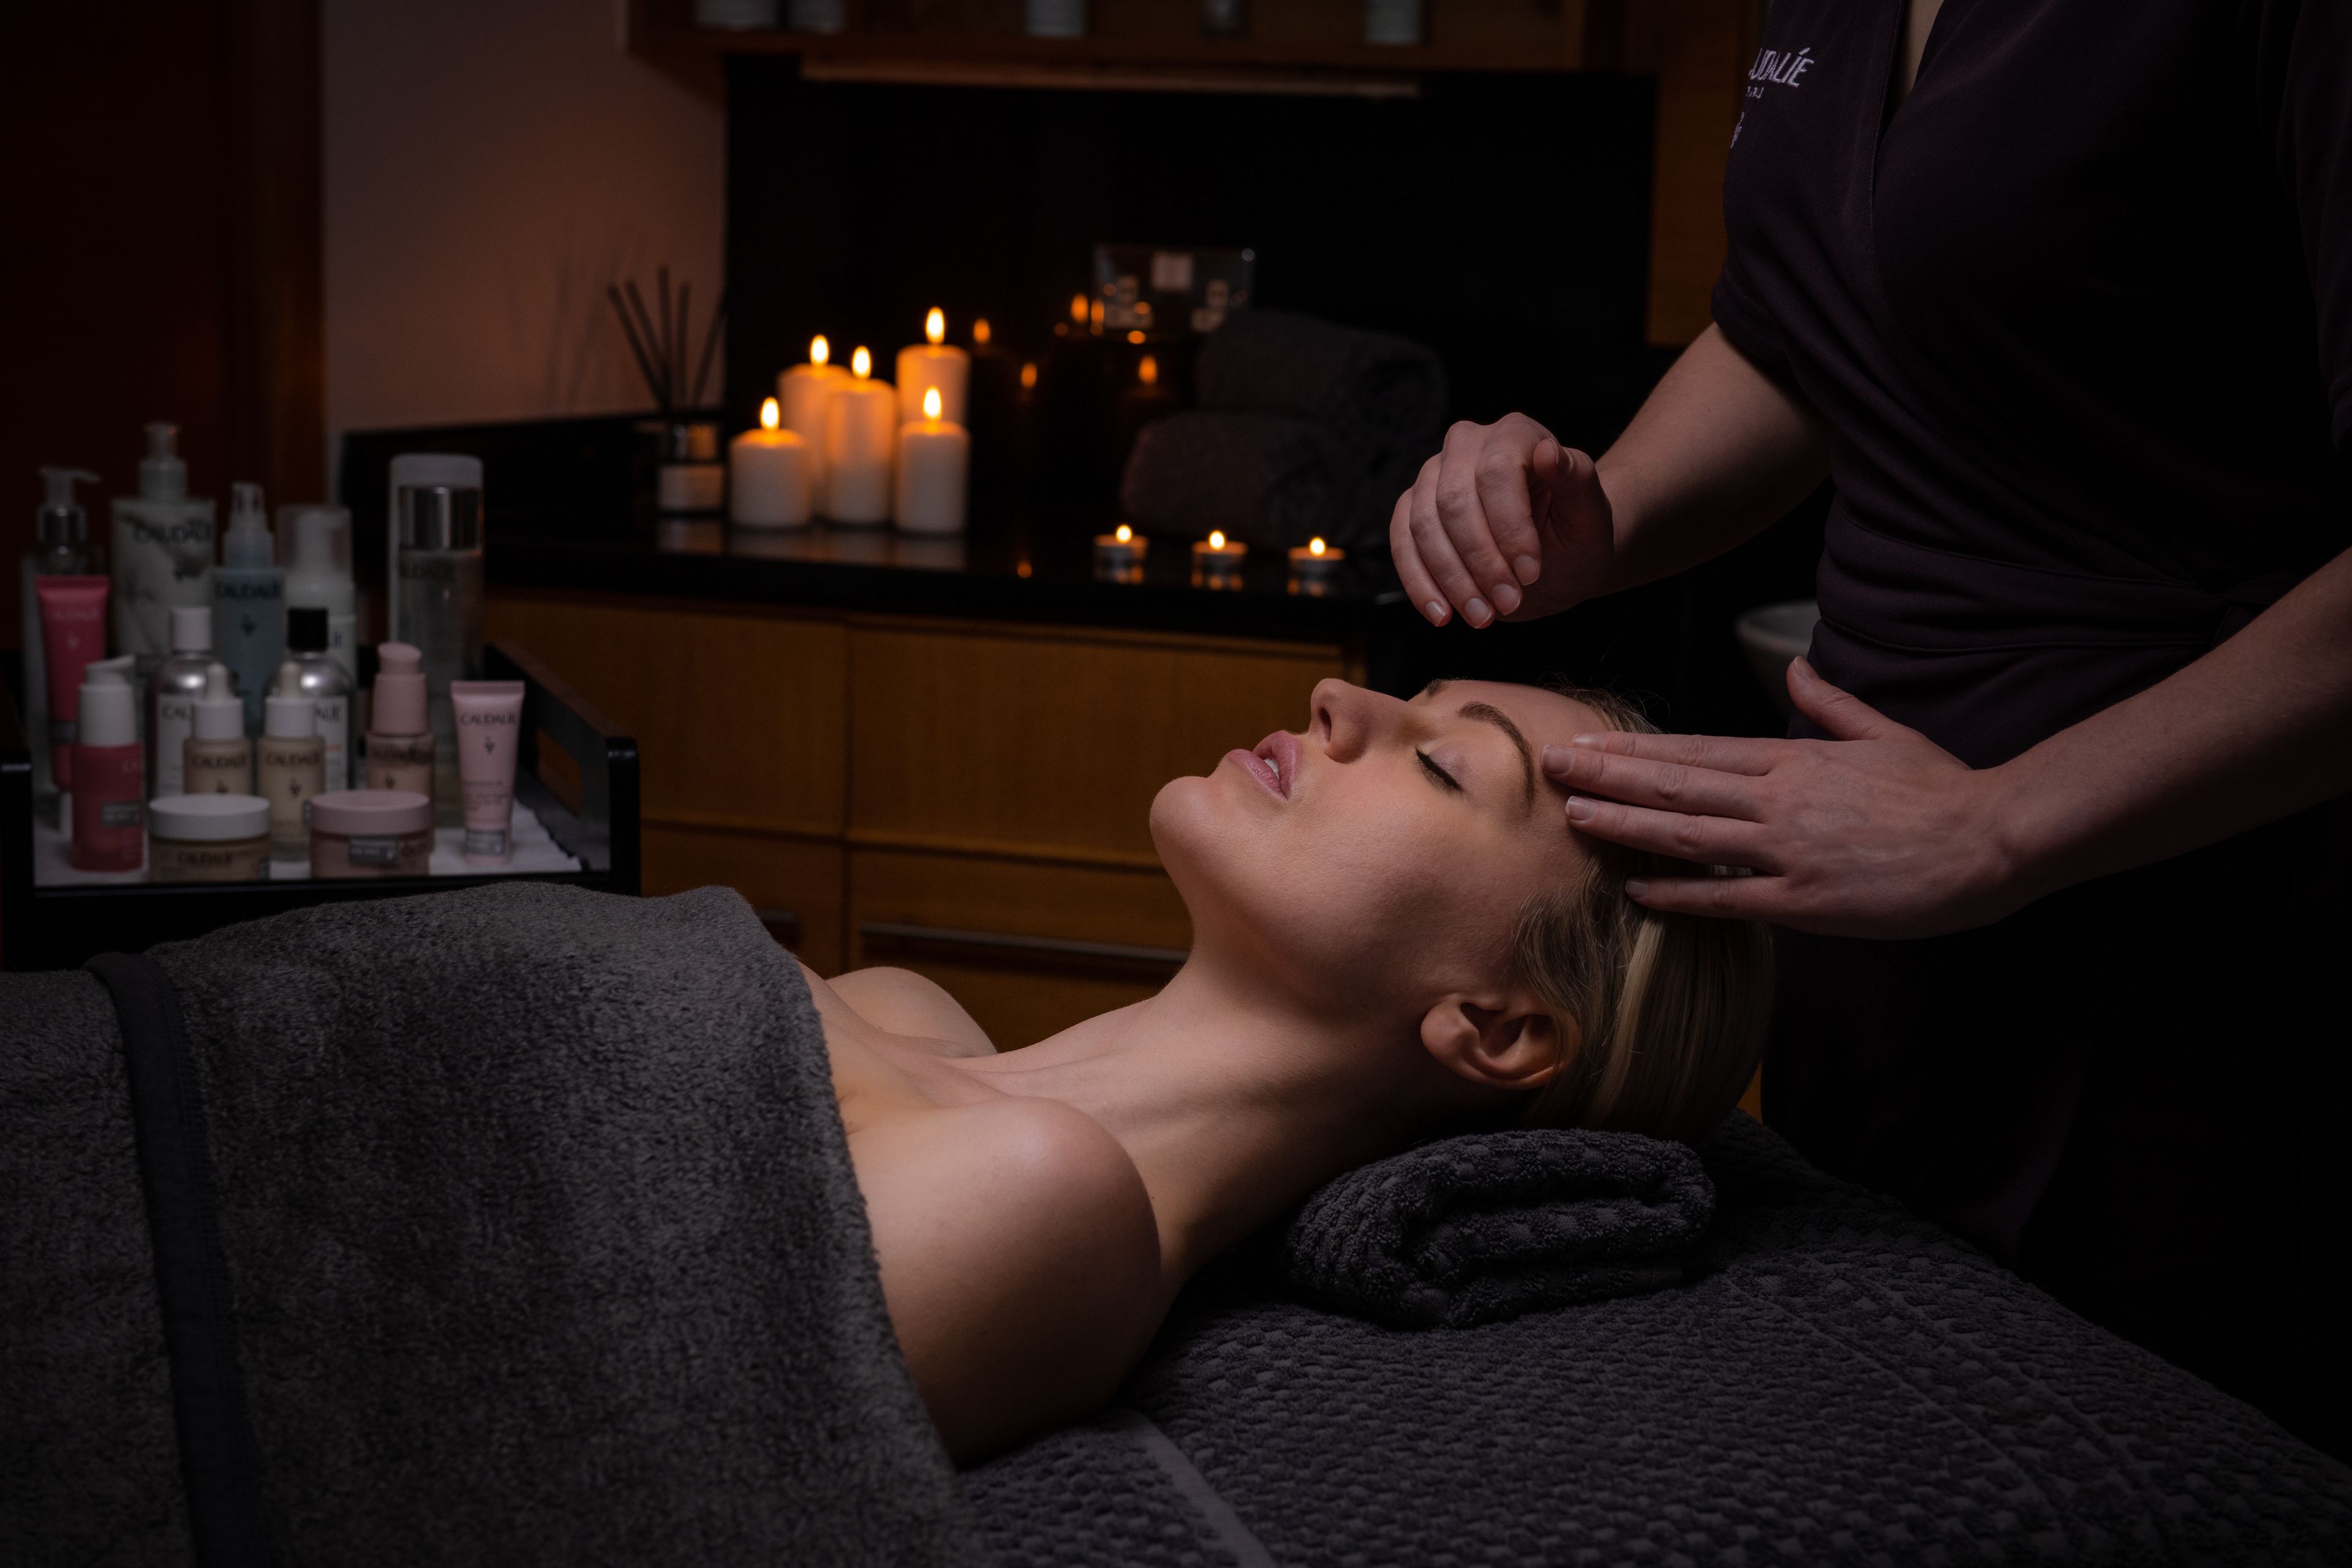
[823,346,897,524]
[729,397,812,529]
[896,307,970,426]
[778,334,850,495]
[1287,535,1345,595]
[1093,522,1147,583]
[895,385,970,535]
[1191,529,1246,589]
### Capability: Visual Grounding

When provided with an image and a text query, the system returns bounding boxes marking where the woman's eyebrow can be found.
[1457,702,1536,810]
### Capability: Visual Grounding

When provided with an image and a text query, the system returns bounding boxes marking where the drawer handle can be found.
[858,921,1188,970]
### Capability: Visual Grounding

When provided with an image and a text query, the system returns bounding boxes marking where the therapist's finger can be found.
[1621,873,1782,921]
[1389,483,1452,627]
[1562,796,1781,872]
[1431,424,1513,625]
[1543,747,1767,821]
[1548,730,1782,778]
[1470,418,1555,591]
[1410,451,1493,626]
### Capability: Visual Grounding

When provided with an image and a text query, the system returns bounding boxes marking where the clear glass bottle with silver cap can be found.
[387,453,483,826]
[284,606,353,792]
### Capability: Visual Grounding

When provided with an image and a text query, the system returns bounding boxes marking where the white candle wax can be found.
[779,360,850,491]
[896,343,970,426]
[729,420,811,529]
[824,379,898,524]
[895,408,970,535]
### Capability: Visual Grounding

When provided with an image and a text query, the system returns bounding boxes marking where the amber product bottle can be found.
[366,640,435,804]
[257,662,324,858]
[183,662,252,794]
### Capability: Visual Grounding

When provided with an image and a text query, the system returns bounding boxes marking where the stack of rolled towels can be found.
[1120,309,1448,552]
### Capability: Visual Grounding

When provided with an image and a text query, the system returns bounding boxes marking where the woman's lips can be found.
[1229,730,1298,799]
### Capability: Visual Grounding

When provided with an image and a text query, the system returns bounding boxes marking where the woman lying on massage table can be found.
[809,677,1773,1461]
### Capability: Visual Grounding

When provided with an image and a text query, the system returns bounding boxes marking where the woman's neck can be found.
[952,959,1456,1280]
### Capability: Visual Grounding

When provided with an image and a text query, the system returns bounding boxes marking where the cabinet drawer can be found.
[846,848,1189,1049]
[644,825,846,976]
[848,622,1340,864]
[486,593,846,837]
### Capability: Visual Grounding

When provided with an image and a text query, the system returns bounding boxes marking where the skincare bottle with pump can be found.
[257,662,324,858]
[110,421,214,671]
[183,663,253,794]
[281,504,357,685]
[284,607,352,791]
[214,483,285,733]
[22,467,102,822]
[366,641,435,803]
[389,454,483,826]
[70,664,145,872]
[148,605,215,799]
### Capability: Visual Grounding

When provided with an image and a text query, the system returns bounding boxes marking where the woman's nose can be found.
[1311,679,1402,763]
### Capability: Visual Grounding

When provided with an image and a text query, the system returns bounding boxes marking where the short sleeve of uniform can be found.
[2258,0,2352,448]
[1710,206,1795,386]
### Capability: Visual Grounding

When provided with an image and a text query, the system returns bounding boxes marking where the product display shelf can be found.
[1,642,641,972]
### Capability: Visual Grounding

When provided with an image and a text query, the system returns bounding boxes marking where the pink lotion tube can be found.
[36,576,109,790]
[450,679,524,864]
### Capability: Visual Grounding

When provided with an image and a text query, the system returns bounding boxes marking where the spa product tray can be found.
[1,641,640,971]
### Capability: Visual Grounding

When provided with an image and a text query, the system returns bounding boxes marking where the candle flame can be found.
[1138,354,1159,386]
[1208,530,1227,550]
[1126,330,1145,345]
[923,385,942,420]
[760,396,780,431]
[973,317,992,345]
[1070,293,1089,323]
[925,307,945,345]
[851,346,872,379]
[1090,299,1104,331]
[1309,537,1327,556]
[1020,361,1038,390]
[1115,524,1133,543]
[810,335,831,367]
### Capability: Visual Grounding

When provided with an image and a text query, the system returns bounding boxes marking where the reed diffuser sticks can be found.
[608,270,726,415]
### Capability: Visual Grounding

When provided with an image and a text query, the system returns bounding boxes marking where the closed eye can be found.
[1416,748,1462,792]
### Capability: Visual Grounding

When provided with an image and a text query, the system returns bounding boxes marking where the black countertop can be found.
[491,509,1409,646]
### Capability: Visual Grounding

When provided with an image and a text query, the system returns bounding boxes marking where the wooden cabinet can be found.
[486,590,1346,1042]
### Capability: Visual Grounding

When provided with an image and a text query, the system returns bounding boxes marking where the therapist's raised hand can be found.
[1544,658,2029,940]
[1391,415,1616,628]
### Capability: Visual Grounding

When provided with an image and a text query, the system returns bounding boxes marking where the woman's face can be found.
[1153,679,1599,1016]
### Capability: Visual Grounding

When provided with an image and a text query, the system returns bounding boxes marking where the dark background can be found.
[723,58,1823,736]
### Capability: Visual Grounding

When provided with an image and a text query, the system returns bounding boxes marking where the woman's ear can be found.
[1419,991,1578,1095]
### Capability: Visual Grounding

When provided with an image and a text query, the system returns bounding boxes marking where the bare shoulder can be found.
[824,965,996,1057]
[849,1096,1166,1461]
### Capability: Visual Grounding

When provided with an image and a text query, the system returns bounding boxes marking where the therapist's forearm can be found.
[1994,542,2352,903]
[1593,325,1833,597]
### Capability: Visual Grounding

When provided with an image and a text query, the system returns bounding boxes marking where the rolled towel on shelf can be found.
[1120,409,1378,550]
[1283,1127,1715,1329]
[1194,308,1448,459]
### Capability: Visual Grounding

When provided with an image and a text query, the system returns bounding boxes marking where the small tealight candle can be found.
[1191,529,1247,590]
[1287,535,1345,595]
[1093,522,1147,584]
[779,334,851,494]
[729,398,812,529]
[894,385,970,535]
[824,346,897,524]
[897,307,970,426]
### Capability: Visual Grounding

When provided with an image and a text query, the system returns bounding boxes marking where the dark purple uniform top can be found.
[1708,0,2351,1450]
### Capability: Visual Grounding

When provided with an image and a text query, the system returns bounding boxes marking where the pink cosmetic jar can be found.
[307,789,434,878]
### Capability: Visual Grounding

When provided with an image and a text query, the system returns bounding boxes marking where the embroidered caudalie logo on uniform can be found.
[1733,45,1817,145]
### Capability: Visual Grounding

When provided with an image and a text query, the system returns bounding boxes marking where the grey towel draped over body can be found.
[1,883,977,1567]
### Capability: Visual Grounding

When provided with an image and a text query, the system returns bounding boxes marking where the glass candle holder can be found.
[1191,530,1247,590]
[1287,537,1345,596]
[1094,524,1148,584]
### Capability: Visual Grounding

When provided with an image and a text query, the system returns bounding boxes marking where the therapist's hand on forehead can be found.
[1395,420,2011,941]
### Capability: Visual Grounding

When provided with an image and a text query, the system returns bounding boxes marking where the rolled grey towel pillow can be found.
[1194,308,1447,458]
[1120,409,1376,549]
[1284,1128,1715,1329]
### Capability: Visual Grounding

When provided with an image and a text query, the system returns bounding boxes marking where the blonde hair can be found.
[1512,687,1774,1143]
